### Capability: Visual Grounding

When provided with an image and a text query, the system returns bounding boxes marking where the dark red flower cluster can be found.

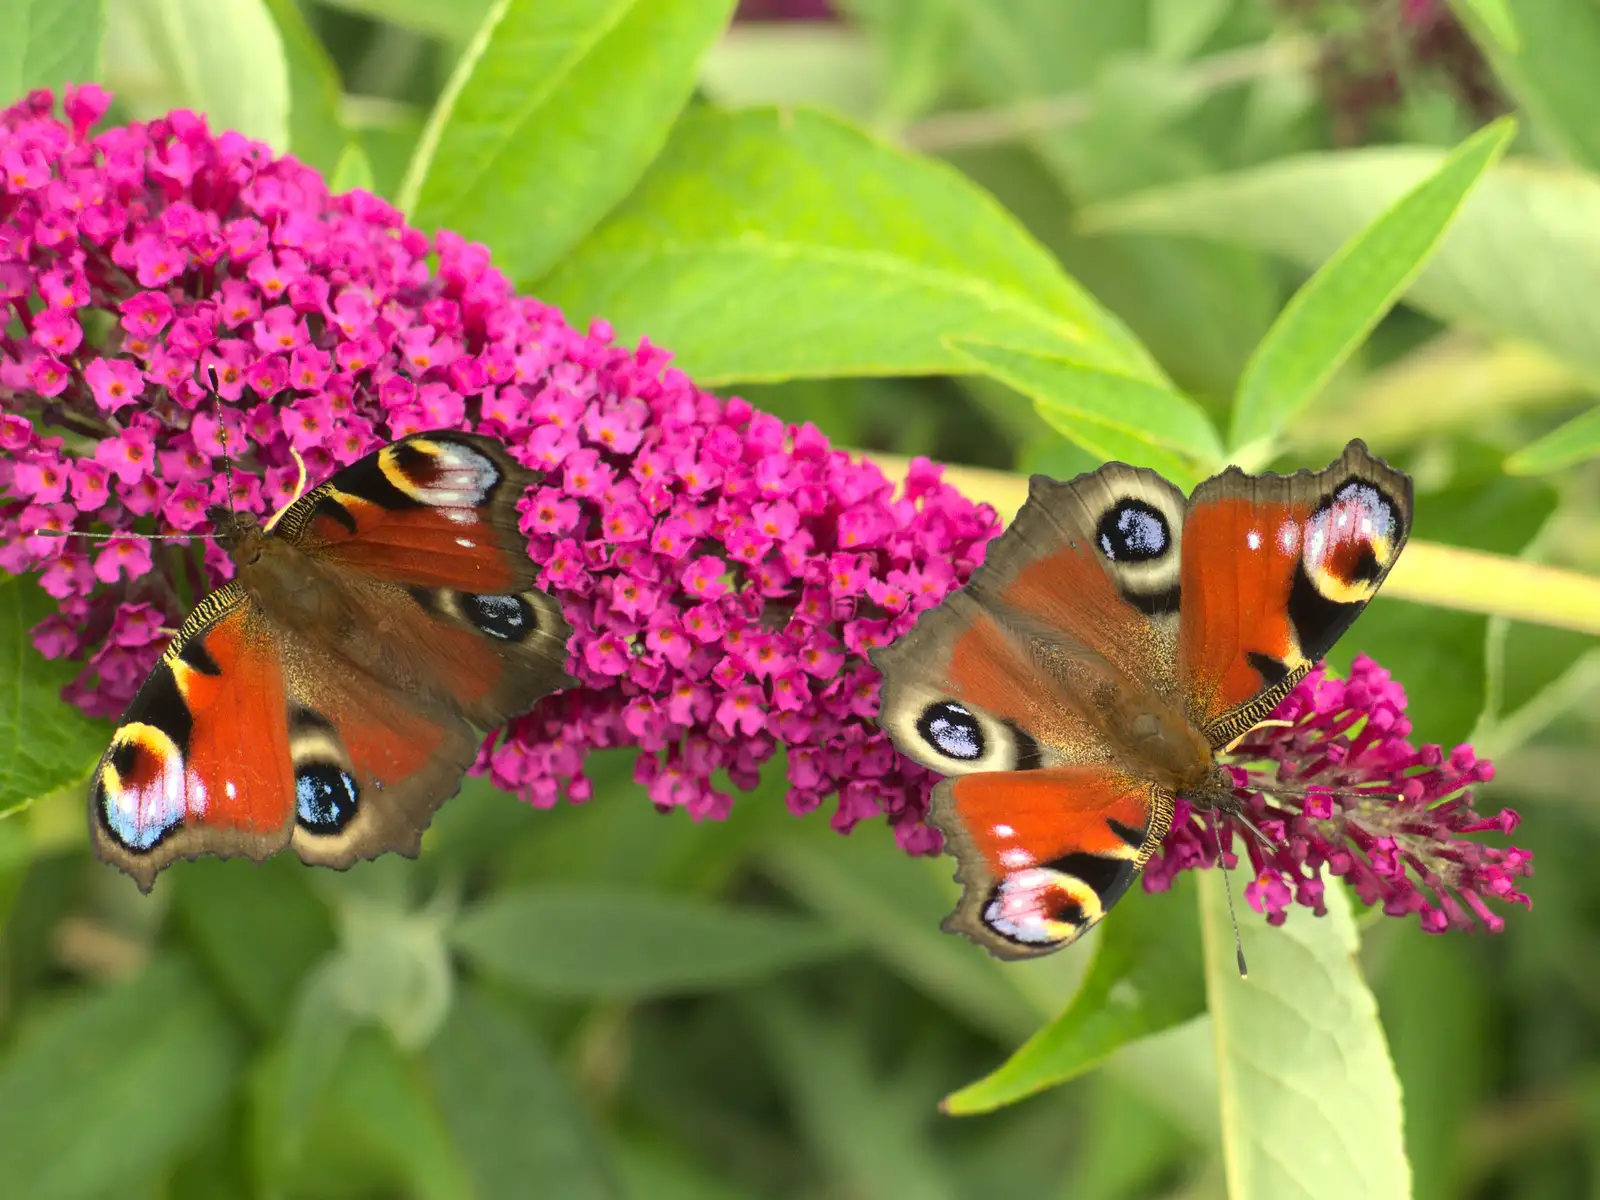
[0,86,998,852]
[0,88,1532,929]
[1146,655,1531,933]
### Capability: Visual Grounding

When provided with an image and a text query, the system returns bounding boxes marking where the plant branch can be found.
[867,453,1600,637]
[899,35,1323,154]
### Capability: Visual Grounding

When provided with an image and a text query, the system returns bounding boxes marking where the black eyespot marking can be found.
[1097,500,1171,564]
[1050,896,1086,927]
[1288,562,1365,662]
[128,663,193,751]
[1044,852,1138,912]
[1002,720,1042,771]
[406,586,441,615]
[296,762,359,833]
[1107,818,1146,849]
[176,638,222,676]
[328,452,424,511]
[1246,651,1291,687]
[917,701,984,761]
[1123,584,1181,616]
[461,592,534,641]
[311,494,360,535]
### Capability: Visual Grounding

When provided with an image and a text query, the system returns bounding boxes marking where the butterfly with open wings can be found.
[89,431,575,891]
[872,439,1412,959]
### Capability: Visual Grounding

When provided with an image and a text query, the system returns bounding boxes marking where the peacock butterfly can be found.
[89,430,575,890]
[871,440,1412,959]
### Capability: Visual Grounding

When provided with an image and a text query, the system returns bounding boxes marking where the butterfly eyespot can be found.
[461,592,535,642]
[295,762,360,834]
[1096,499,1171,564]
[95,723,189,852]
[916,701,984,761]
[1300,477,1401,605]
[982,867,1101,947]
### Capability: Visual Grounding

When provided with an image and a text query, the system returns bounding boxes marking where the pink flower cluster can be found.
[1146,655,1532,933]
[0,87,998,850]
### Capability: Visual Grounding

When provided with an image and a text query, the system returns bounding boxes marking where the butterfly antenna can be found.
[206,372,239,523]
[262,445,308,533]
[32,528,212,542]
[1208,807,1248,978]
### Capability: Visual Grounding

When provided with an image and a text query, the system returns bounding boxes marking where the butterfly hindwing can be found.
[1177,439,1413,746]
[275,629,482,870]
[90,589,297,890]
[935,767,1170,959]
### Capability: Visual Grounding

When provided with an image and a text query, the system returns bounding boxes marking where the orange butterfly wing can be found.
[90,593,297,888]
[1177,440,1412,746]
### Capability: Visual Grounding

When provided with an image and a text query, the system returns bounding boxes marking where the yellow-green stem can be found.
[867,454,1600,638]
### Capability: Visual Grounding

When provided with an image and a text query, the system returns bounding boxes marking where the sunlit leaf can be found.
[0,577,106,816]
[946,337,1223,486]
[0,0,104,99]
[541,106,1161,385]
[403,0,735,284]
[1504,404,1600,475]
[126,0,289,149]
[260,0,345,173]
[942,879,1204,1114]
[1228,119,1513,449]
[1199,873,1410,1200]
[1080,129,1600,388]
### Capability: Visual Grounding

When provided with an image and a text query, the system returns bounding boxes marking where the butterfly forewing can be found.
[1176,439,1413,746]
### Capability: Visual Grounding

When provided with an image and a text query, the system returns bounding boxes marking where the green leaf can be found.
[942,878,1204,1115]
[1504,404,1600,475]
[1079,130,1600,384]
[0,957,246,1199]
[270,961,360,1166]
[1229,119,1514,450]
[255,1024,472,1200]
[402,0,734,285]
[1198,872,1410,1200]
[313,0,493,39]
[425,986,622,1199]
[0,577,106,815]
[1451,0,1600,173]
[947,337,1223,486]
[1371,928,1489,1200]
[450,886,853,998]
[762,825,1044,1043]
[0,0,105,99]
[127,0,289,149]
[540,106,1161,386]
[1447,0,1519,52]
[1149,0,1231,61]
[699,25,878,119]
[749,991,958,1200]
[330,141,377,195]
[172,857,335,1034]
[260,0,346,175]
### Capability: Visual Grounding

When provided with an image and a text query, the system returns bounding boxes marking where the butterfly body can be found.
[873,440,1411,959]
[90,431,575,891]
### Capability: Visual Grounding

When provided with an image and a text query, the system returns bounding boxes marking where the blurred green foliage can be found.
[0,0,1598,1197]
